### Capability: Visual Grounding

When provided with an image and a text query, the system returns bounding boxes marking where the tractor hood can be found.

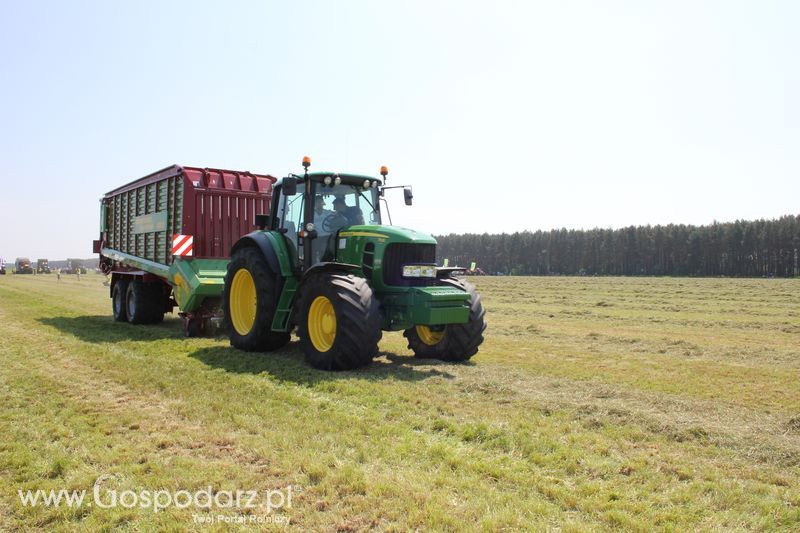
[338,225,437,245]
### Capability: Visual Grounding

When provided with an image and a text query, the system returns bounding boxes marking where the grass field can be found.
[0,274,799,531]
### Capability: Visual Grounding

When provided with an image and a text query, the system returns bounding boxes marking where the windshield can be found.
[313,183,381,233]
[276,181,382,265]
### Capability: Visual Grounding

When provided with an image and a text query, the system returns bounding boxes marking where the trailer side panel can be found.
[101,165,275,272]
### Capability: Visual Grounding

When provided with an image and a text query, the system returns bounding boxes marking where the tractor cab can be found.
[270,164,383,268]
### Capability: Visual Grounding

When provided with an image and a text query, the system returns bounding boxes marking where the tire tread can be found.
[298,273,381,370]
[224,246,291,352]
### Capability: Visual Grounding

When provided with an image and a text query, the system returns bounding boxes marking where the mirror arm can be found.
[380,197,393,225]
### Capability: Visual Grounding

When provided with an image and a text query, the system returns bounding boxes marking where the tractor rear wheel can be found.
[224,246,290,351]
[112,279,129,322]
[297,273,381,370]
[404,278,486,362]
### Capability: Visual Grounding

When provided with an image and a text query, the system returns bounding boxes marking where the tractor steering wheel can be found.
[322,212,349,232]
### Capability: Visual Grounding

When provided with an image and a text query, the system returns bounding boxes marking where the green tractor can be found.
[224,157,486,370]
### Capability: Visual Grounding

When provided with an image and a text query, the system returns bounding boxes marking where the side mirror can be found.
[283,177,298,196]
[403,187,413,206]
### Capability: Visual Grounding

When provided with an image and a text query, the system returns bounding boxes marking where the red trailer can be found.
[95,165,277,334]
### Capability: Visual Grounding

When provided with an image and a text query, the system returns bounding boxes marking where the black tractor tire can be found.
[223,246,291,352]
[297,273,382,371]
[403,324,447,359]
[404,277,486,362]
[112,279,130,322]
[126,280,165,325]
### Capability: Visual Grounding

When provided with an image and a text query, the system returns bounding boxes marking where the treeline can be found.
[435,215,800,277]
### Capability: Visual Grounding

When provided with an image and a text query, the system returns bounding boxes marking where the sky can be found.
[1,0,798,259]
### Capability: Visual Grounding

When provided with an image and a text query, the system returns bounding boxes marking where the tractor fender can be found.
[231,231,286,277]
[295,263,362,312]
[301,262,361,282]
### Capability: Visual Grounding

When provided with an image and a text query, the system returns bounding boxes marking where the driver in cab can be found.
[313,195,334,229]
[314,194,350,237]
[332,196,348,218]
[312,195,348,264]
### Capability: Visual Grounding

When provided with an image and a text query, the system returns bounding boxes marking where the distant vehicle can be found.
[15,257,34,274]
[64,259,87,275]
[36,259,51,274]
[0,257,6,275]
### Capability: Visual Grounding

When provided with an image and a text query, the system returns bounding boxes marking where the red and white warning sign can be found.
[172,234,194,257]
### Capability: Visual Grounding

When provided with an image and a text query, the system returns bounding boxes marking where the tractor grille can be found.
[382,243,437,287]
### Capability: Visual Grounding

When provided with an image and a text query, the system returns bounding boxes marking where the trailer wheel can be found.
[224,246,290,351]
[146,283,166,324]
[297,273,382,371]
[404,278,486,362]
[112,279,130,322]
[126,280,164,325]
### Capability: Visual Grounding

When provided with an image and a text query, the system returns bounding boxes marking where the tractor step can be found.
[272,277,299,332]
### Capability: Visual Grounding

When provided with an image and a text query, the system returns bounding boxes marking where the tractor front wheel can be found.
[404,278,486,362]
[298,273,382,370]
[224,246,290,352]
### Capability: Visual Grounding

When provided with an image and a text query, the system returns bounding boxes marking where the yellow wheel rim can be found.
[308,296,336,352]
[230,269,257,336]
[416,325,445,346]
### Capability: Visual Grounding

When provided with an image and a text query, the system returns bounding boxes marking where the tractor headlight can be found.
[306,222,315,232]
[372,181,379,188]
[334,176,341,185]
[363,179,370,189]
[323,176,332,186]
[402,265,436,278]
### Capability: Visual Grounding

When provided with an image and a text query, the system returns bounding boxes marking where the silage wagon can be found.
[94,165,276,335]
